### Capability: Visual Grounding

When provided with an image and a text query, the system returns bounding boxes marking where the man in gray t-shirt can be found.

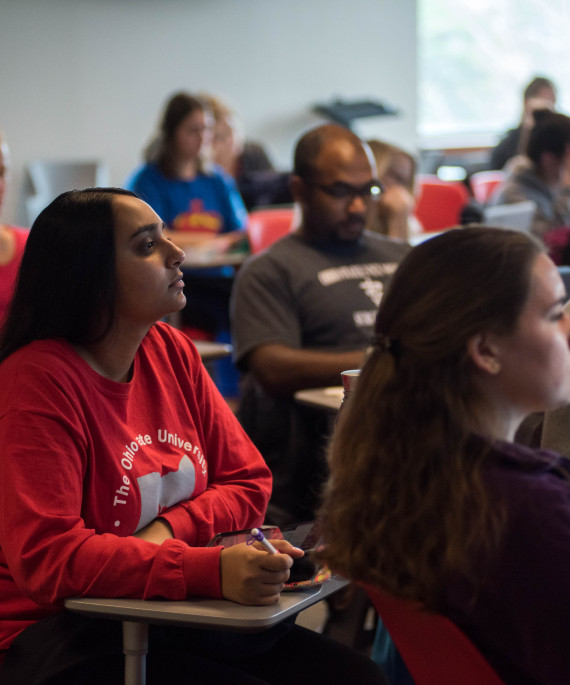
[231,124,409,525]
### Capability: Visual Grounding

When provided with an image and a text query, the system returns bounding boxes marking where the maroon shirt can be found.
[445,438,570,684]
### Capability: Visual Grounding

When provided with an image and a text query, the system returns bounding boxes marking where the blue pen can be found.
[249,527,278,554]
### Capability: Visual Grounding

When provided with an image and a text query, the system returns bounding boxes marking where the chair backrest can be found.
[414,176,470,233]
[362,584,505,685]
[247,207,296,254]
[25,159,110,225]
[470,170,506,205]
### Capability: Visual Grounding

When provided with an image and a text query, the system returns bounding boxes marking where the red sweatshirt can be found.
[0,322,271,657]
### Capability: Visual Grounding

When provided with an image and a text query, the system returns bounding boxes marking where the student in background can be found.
[232,124,409,527]
[366,140,422,242]
[198,92,292,212]
[319,226,570,684]
[0,132,28,328]
[490,109,570,243]
[490,75,557,171]
[126,92,247,249]
[0,188,384,685]
[126,92,248,395]
[198,93,274,183]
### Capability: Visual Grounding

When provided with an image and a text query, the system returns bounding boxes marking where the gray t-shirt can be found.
[491,160,570,240]
[230,231,409,524]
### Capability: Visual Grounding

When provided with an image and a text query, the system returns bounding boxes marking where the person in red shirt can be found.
[0,133,28,328]
[0,188,384,684]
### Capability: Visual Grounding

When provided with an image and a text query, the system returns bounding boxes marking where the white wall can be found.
[0,0,417,226]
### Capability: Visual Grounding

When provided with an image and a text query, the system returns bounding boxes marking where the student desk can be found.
[65,577,347,685]
[182,252,246,270]
[193,340,233,362]
[294,386,343,413]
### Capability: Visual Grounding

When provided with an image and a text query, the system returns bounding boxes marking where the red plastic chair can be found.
[414,176,470,233]
[180,326,214,342]
[247,207,295,254]
[362,584,505,685]
[470,170,506,205]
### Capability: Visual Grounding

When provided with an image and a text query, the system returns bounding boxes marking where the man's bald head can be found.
[293,124,374,180]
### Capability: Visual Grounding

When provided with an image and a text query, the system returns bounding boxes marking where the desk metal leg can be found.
[122,621,148,685]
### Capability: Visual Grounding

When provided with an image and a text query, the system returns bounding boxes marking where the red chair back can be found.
[247,208,295,254]
[362,584,505,685]
[179,326,214,342]
[414,176,469,233]
[469,170,506,205]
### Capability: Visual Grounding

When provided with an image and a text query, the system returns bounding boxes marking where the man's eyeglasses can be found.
[305,180,384,203]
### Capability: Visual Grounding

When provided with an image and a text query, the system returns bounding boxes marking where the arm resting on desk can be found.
[247,344,365,396]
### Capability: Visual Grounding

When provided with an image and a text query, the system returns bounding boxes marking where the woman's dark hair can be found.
[523,76,556,101]
[318,226,543,608]
[0,187,137,363]
[527,110,570,165]
[144,92,206,178]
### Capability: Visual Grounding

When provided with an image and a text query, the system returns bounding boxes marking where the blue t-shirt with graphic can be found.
[125,162,248,235]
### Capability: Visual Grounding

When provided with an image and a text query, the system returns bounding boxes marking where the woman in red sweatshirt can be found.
[0,188,383,684]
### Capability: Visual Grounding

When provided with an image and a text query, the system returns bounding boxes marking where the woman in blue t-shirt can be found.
[126,91,247,248]
[126,92,248,394]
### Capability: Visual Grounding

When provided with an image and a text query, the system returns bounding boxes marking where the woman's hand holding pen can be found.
[220,539,304,606]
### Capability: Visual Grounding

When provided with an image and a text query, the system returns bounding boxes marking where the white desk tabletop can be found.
[193,340,233,362]
[294,387,343,413]
[64,577,346,632]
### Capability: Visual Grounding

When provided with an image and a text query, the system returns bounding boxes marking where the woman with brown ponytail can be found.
[320,226,570,684]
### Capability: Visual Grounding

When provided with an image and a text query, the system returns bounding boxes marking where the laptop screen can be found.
[482,201,536,233]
